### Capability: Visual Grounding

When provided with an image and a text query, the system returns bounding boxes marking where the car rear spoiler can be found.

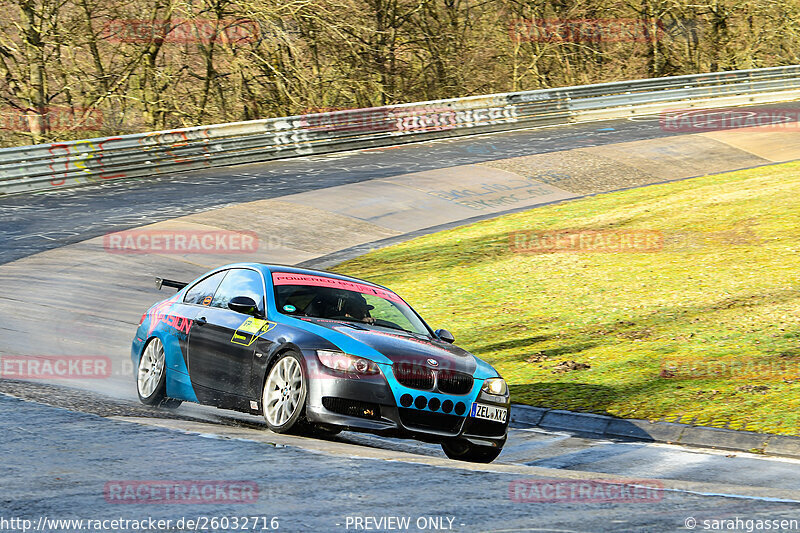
[155,277,187,291]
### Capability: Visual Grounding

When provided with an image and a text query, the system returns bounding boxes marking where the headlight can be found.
[316,350,379,374]
[482,377,508,396]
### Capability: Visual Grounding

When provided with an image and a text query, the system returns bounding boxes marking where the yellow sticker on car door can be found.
[231,317,276,346]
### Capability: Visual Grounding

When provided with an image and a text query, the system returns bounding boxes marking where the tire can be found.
[441,438,503,463]
[136,338,182,408]
[262,351,308,433]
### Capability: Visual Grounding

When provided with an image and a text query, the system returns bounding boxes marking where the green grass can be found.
[333,161,800,435]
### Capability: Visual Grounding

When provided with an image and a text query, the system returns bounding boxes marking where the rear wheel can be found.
[441,439,502,463]
[262,351,308,433]
[137,338,182,408]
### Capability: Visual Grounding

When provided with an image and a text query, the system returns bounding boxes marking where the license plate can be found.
[470,402,508,423]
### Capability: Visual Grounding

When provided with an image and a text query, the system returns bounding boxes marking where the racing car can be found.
[132,264,510,462]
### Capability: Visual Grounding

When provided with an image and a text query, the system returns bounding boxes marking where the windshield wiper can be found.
[371,323,428,337]
[307,316,369,330]
[306,315,425,336]
[338,321,368,330]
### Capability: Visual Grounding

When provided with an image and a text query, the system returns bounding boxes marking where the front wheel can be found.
[441,439,503,463]
[136,338,182,408]
[262,351,308,433]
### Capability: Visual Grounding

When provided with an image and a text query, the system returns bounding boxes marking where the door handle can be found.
[195,316,207,326]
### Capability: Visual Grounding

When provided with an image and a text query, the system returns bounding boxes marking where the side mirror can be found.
[228,296,261,316]
[435,329,455,343]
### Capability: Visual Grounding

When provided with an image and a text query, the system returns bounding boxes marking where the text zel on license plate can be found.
[470,402,508,423]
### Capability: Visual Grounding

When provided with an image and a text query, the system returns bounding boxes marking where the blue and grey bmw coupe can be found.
[132,264,510,462]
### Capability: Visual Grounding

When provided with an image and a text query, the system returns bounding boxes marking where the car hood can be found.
[303,319,477,375]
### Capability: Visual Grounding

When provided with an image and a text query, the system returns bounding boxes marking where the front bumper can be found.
[303,356,510,445]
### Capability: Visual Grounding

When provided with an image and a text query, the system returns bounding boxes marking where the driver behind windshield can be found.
[301,289,375,324]
[341,293,375,324]
[276,284,429,336]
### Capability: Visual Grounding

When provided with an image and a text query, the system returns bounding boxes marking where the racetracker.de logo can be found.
[104,481,259,504]
[509,479,663,503]
[509,18,663,43]
[0,106,103,132]
[660,109,800,132]
[0,355,111,379]
[659,359,800,380]
[103,230,258,255]
[509,229,663,253]
[301,107,395,134]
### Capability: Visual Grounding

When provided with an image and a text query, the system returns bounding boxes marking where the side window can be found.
[183,271,228,306]
[211,269,265,314]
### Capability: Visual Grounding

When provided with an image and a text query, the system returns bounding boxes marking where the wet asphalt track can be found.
[6,377,800,494]
[3,394,800,533]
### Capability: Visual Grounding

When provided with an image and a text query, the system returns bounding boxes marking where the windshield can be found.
[272,272,430,336]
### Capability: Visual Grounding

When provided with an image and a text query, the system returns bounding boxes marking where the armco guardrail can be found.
[3,65,800,195]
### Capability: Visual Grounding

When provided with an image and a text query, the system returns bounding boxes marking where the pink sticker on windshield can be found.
[271,272,405,304]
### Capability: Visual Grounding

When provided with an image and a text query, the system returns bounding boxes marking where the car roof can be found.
[222,263,392,292]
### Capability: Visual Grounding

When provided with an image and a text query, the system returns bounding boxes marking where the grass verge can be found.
[334,161,800,435]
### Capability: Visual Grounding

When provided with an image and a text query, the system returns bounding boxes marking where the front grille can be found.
[463,417,507,437]
[437,370,474,395]
[398,407,463,434]
[322,397,381,420]
[394,363,434,390]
